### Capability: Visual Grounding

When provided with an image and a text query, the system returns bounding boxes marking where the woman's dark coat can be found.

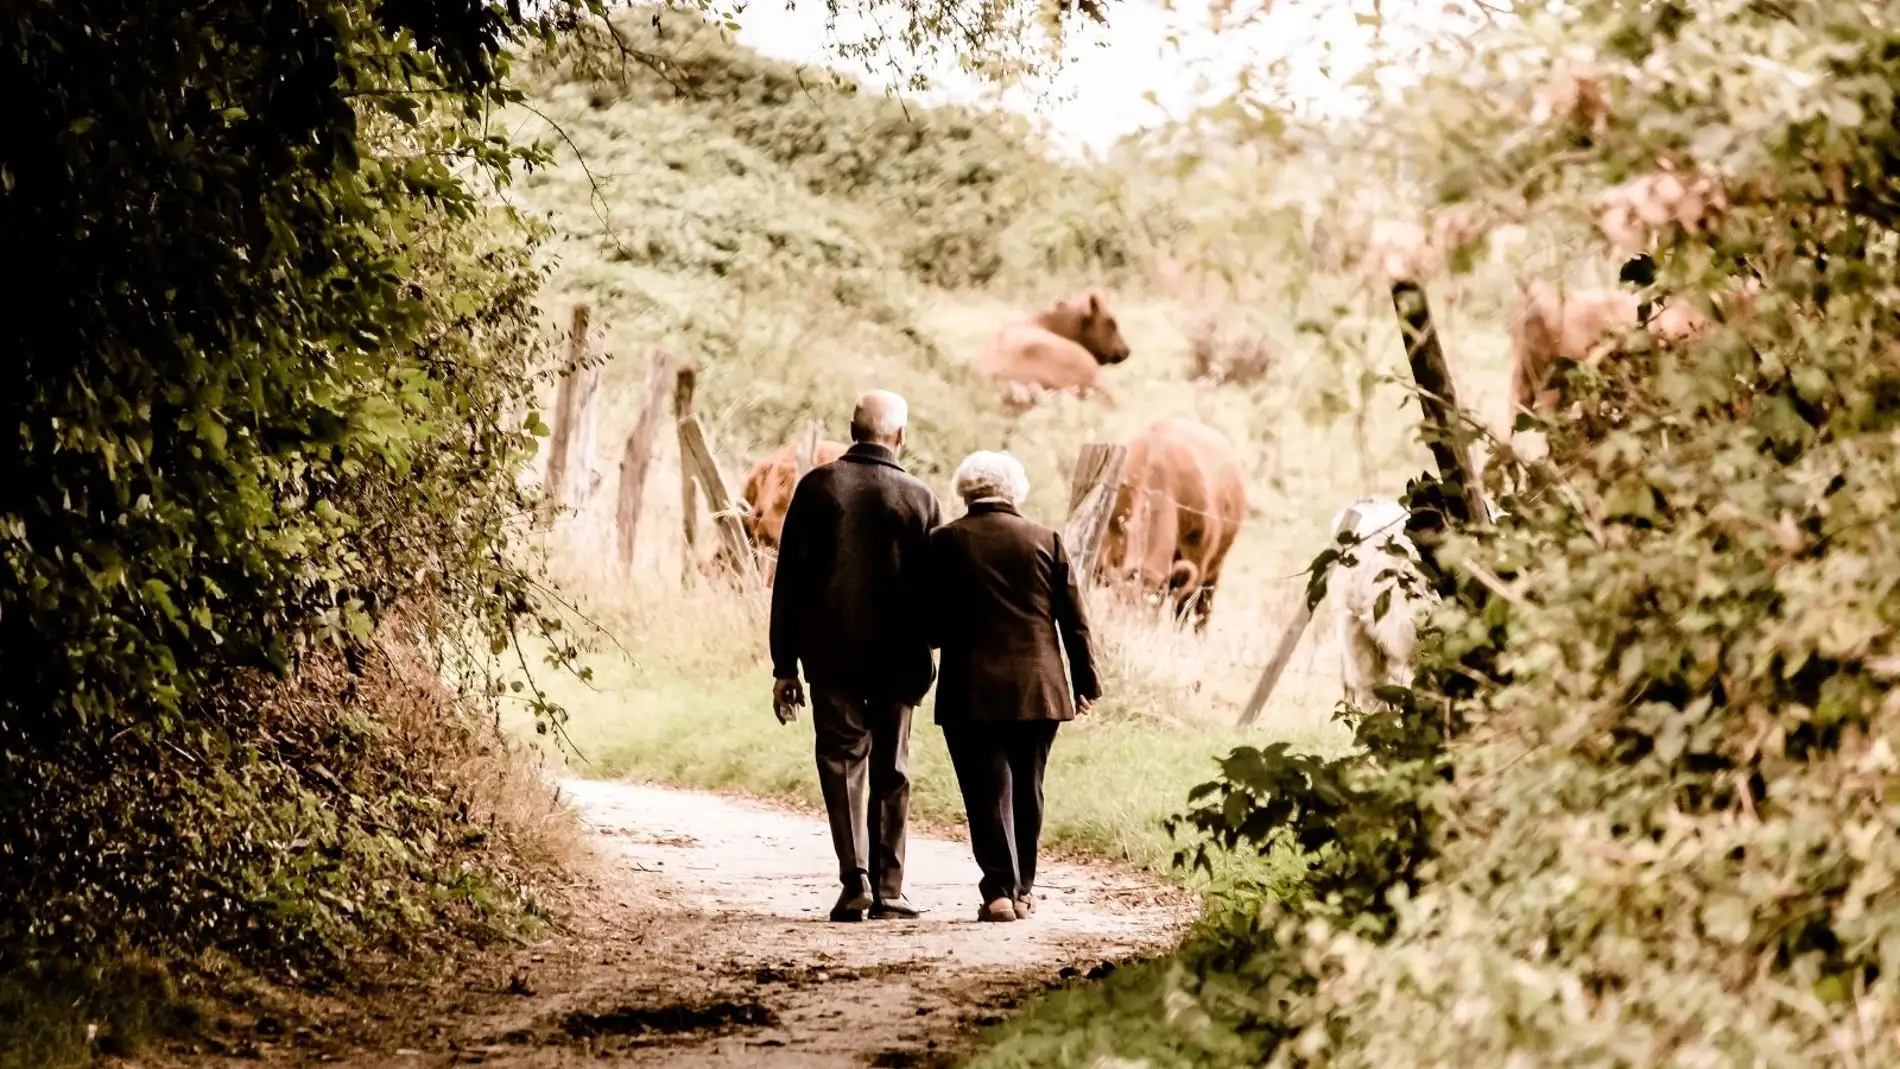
[925,500,1101,725]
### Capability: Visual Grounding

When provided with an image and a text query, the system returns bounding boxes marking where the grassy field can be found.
[470,10,1606,1065]
[504,579,1354,875]
[484,8,1531,884]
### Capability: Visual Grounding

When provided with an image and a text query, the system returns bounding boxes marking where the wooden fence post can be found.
[1063,442,1128,587]
[543,302,600,513]
[615,348,674,572]
[571,363,605,509]
[1390,280,1487,527]
[674,366,699,566]
[1236,506,1359,728]
[794,420,822,482]
[677,415,760,590]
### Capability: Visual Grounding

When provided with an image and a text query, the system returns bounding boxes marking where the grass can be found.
[487,10,1573,1066]
[489,0,1531,892]
[959,955,1267,1069]
[504,579,1351,876]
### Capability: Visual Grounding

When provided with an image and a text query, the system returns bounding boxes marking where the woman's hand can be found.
[1075,695,1097,716]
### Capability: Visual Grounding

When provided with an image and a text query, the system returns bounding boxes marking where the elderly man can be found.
[769,390,944,922]
[926,450,1099,923]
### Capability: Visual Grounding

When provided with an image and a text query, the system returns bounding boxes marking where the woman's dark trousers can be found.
[942,720,1059,903]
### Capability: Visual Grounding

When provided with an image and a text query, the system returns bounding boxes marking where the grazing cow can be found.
[734,436,848,584]
[1329,497,1433,710]
[975,290,1131,410]
[1506,283,1712,421]
[1096,418,1247,632]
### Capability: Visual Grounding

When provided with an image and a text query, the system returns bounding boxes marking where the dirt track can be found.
[148,777,1194,1068]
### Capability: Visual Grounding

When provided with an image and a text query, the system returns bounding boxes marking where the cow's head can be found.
[1045,290,1131,366]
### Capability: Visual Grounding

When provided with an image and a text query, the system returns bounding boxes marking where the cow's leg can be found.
[1376,603,1419,695]
[1189,582,1216,634]
[1336,610,1377,710]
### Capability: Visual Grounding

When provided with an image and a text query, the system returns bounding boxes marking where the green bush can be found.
[1066,3,1900,1065]
[0,0,580,1000]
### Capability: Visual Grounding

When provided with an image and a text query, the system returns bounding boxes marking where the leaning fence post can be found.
[1390,279,1487,527]
[544,302,603,514]
[676,415,760,591]
[1063,442,1129,586]
[1236,506,1360,728]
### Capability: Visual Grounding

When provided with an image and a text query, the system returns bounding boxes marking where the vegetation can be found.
[24,0,1894,1063]
[4,1,596,1061]
[974,3,1900,1066]
[0,0,1181,1062]
[496,8,1477,901]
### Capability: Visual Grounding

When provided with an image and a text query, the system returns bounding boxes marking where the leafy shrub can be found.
[1109,3,1900,1065]
[0,0,582,1010]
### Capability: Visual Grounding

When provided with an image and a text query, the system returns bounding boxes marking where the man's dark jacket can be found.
[769,442,944,706]
[924,500,1101,725]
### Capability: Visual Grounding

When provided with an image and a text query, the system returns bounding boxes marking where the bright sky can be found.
[726,0,1478,158]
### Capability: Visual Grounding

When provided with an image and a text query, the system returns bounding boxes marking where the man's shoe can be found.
[977,897,1018,923]
[830,876,874,923]
[869,895,922,920]
[1014,893,1035,918]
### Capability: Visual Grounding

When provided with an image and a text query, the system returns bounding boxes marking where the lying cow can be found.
[1096,417,1247,632]
[732,435,848,584]
[975,290,1131,410]
[1328,497,1433,710]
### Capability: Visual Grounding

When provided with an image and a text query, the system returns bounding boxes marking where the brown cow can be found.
[734,436,848,584]
[1506,284,1712,421]
[975,290,1131,410]
[1095,418,1248,633]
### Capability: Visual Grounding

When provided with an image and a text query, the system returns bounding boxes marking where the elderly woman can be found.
[926,450,1101,923]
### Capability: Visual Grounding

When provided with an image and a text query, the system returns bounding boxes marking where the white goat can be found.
[1328,497,1434,709]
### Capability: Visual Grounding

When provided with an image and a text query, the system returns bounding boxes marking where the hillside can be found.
[504,4,1520,627]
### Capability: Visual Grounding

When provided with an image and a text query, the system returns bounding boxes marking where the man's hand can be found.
[1075,694,1098,716]
[772,677,806,725]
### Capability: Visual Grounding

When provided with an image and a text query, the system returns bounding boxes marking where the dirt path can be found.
[157,777,1195,1068]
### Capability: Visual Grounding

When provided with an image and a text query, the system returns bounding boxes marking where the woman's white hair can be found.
[953,450,1030,505]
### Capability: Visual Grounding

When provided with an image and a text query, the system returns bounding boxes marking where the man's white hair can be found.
[953,450,1030,505]
[851,389,908,441]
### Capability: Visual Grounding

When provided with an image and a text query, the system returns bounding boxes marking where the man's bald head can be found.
[850,389,909,452]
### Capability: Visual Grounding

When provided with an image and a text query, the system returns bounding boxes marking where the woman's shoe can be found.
[1014,893,1035,917]
[978,897,1018,923]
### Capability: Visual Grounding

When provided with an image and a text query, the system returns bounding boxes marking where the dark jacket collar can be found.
[964,499,1021,518]
[841,441,906,472]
